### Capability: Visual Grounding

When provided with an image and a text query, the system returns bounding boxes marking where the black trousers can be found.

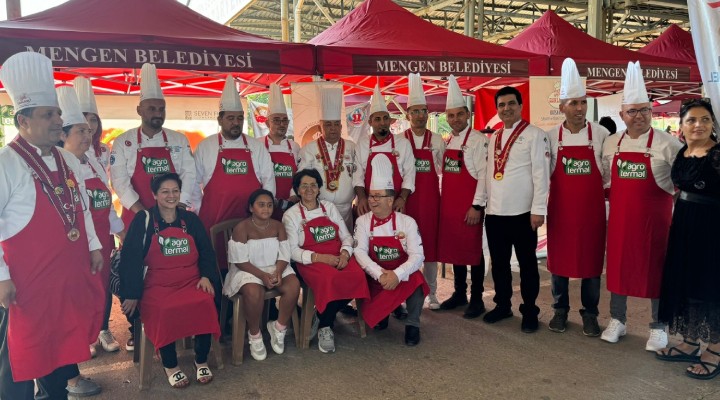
[0,308,75,400]
[158,334,212,369]
[452,261,485,298]
[318,299,352,329]
[485,212,540,315]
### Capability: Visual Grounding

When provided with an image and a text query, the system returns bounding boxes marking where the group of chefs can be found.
[0,49,683,398]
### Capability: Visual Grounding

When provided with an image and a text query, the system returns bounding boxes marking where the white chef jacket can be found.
[406,129,446,175]
[0,144,102,280]
[548,121,610,175]
[601,128,683,195]
[79,155,124,234]
[353,212,424,282]
[353,133,416,193]
[483,120,551,216]
[86,142,110,172]
[297,138,358,211]
[109,127,196,209]
[193,133,276,213]
[445,125,489,207]
[283,200,354,265]
[263,137,301,166]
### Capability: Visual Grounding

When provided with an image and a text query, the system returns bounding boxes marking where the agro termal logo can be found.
[310,225,336,243]
[443,157,461,173]
[86,188,111,209]
[562,157,591,175]
[617,158,647,179]
[221,158,248,175]
[141,156,171,174]
[158,235,191,256]
[373,245,400,261]
[415,158,431,173]
[274,163,293,178]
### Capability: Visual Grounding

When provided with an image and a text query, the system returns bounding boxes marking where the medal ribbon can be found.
[493,120,530,179]
[318,138,345,192]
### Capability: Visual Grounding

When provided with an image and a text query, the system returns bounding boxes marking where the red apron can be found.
[265,137,297,221]
[121,129,175,228]
[437,131,484,265]
[85,162,115,293]
[141,218,220,349]
[361,213,429,328]
[403,129,440,262]
[364,134,402,195]
[606,130,673,298]
[198,134,261,269]
[1,174,103,381]
[546,124,606,278]
[295,204,369,313]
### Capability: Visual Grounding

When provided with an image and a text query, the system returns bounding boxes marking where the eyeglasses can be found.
[409,108,428,116]
[299,183,319,190]
[270,118,290,124]
[625,107,652,117]
[368,194,393,201]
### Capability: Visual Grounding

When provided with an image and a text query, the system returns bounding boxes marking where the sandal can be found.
[194,362,213,384]
[686,347,720,380]
[165,369,189,388]
[655,339,701,362]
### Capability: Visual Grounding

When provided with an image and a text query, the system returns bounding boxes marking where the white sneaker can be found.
[317,327,336,353]
[600,319,627,343]
[267,321,286,355]
[89,344,97,358]
[248,332,267,361]
[98,330,120,352]
[645,328,668,352]
[427,295,440,310]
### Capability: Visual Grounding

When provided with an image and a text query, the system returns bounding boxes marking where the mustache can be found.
[377,129,390,136]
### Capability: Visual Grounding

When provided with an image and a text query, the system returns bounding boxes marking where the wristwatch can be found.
[472,204,483,211]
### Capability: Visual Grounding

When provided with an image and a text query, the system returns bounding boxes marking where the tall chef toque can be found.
[268,83,287,116]
[219,75,243,112]
[0,52,58,112]
[320,86,343,121]
[369,154,395,191]
[369,84,388,116]
[139,63,164,101]
[559,58,585,100]
[622,61,649,104]
[407,73,426,108]
[56,86,86,128]
[73,77,98,115]
[445,75,465,110]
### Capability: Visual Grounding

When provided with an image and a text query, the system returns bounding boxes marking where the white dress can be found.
[222,237,293,296]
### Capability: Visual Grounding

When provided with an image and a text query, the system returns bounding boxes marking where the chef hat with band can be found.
[369,154,395,191]
[407,73,426,108]
[219,75,243,112]
[57,86,87,128]
[320,86,343,121]
[622,61,649,104]
[369,84,388,116]
[445,75,465,110]
[139,63,164,101]
[268,83,287,116]
[0,52,58,112]
[73,77,98,115]
[559,58,586,100]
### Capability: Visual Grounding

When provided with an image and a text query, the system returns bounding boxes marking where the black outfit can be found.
[452,262,485,300]
[659,144,720,343]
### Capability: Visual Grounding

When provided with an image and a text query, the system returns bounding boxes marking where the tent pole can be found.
[294,0,305,43]
[587,0,605,42]
[476,0,484,39]
[281,0,289,42]
[6,0,20,19]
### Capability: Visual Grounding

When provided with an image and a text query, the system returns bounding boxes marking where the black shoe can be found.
[581,314,601,337]
[393,305,408,320]
[373,316,389,331]
[463,301,486,319]
[439,293,468,310]
[339,304,358,317]
[482,307,513,323]
[548,310,568,333]
[521,314,539,333]
[404,325,420,346]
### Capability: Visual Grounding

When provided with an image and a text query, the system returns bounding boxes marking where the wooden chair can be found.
[299,284,366,350]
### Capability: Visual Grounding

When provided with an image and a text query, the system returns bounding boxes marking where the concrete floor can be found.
[76,261,720,400]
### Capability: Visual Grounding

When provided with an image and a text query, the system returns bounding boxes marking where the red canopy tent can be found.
[504,11,700,99]
[639,24,698,76]
[0,0,316,97]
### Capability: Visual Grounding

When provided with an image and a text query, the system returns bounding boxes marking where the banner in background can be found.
[529,77,589,131]
[688,0,720,129]
[290,82,347,146]
[596,93,626,132]
[345,101,370,143]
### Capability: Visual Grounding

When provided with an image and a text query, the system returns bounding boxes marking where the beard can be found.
[148,117,164,130]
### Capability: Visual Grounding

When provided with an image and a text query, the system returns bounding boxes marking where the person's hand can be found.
[129,202,145,213]
[121,299,139,316]
[357,198,370,216]
[288,195,300,204]
[530,214,545,231]
[318,253,340,267]
[0,280,17,308]
[464,207,482,226]
[379,270,400,290]
[116,230,127,244]
[196,277,215,296]
[393,197,406,213]
[90,250,103,275]
[274,269,283,287]
[177,202,188,210]
[261,272,277,289]
[337,250,350,270]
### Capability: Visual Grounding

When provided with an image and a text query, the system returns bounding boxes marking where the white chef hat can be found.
[219,75,243,112]
[445,75,465,110]
[369,84,388,116]
[559,58,586,100]
[0,52,58,112]
[268,83,287,116]
[139,63,164,101]
[73,77,98,115]
[320,86,343,121]
[407,73,426,108]
[369,154,395,191]
[57,86,87,128]
[622,61,649,104]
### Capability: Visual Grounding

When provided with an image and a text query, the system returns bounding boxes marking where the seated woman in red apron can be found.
[353,155,428,346]
[224,189,300,361]
[119,173,220,389]
[283,169,370,353]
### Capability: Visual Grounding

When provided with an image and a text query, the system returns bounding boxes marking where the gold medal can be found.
[67,228,80,241]
[395,231,406,239]
[392,149,400,157]
[66,179,75,188]
[339,165,345,172]
[328,180,338,190]
[494,172,504,181]
[54,186,63,195]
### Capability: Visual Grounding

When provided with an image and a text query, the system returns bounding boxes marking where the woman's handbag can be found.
[109,210,150,297]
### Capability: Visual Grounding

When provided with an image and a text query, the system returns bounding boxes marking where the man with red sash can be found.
[600,62,682,351]
[0,52,105,399]
[436,75,489,319]
[354,155,428,346]
[546,58,610,337]
[482,86,550,333]
[110,63,196,228]
[402,73,445,311]
[265,83,300,220]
